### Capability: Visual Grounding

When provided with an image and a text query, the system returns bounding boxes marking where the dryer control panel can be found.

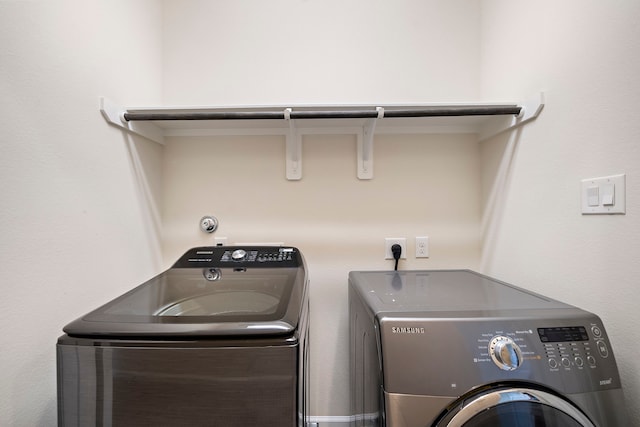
[473,324,612,374]
[537,325,609,371]
[379,316,623,396]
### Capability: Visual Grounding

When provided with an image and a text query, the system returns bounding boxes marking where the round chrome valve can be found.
[231,249,247,261]
[200,215,218,233]
[489,336,523,371]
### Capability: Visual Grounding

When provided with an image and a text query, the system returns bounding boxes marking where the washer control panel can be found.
[220,247,296,263]
[173,246,300,268]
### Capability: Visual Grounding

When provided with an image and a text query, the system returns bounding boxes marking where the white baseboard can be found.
[307,416,351,426]
[307,414,377,426]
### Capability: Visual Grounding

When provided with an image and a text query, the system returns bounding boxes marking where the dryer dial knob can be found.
[231,249,247,261]
[489,336,523,371]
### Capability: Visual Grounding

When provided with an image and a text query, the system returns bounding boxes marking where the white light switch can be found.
[587,186,599,206]
[601,184,615,206]
[581,174,625,214]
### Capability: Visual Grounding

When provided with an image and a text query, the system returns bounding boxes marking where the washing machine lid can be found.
[349,270,577,317]
[63,246,307,338]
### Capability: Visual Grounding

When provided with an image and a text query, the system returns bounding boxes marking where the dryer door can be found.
[434,386,595,427]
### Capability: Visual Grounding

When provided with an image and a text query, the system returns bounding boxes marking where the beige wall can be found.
[162,0,481,106]
[480,1,640,422]
[0,1,164,425]
[2,0,639,425]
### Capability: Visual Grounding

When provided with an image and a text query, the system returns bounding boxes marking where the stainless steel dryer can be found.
[58,246,309,427]
[349,270,627,426]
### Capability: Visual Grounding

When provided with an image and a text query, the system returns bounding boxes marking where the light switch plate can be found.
[581,174,625,214]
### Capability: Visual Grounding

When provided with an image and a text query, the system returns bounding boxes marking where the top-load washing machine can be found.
[349,270,627,426]
[58,245,309,427]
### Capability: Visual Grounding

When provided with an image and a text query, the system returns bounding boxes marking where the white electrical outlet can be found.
[416,236,429,258]
[384,238,407,259]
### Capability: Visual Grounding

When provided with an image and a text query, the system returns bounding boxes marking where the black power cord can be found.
[391,244,402,271]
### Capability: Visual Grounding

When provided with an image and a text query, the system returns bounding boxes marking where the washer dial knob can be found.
[489,336,523,371]
[231,249,247,261]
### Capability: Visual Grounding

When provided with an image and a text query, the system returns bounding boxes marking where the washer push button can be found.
[596,340,609,358]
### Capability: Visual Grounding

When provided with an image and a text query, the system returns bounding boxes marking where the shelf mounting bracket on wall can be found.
[357,107,384,179]
[478,92,545,141]
[284,108,302,180]
[100,98,165,144]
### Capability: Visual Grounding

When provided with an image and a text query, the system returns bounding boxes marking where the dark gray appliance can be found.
[349,270,627,426]
[58,246,309,427]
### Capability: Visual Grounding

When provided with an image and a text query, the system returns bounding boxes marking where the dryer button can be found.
[596,341,609,358]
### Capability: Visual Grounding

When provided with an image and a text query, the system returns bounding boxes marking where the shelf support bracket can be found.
[478,92,545,141]
[100,98,164,144]
[357,107,383,180]
[284,108,302,180]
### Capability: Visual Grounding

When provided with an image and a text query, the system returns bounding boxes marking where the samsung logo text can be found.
[600,378,612,386]
[391,327,425,334]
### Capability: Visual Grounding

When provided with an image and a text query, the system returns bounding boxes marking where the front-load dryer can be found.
[349,270,627,426]
[58,246,309,426]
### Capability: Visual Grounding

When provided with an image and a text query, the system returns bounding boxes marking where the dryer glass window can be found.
[461,402,585,426]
